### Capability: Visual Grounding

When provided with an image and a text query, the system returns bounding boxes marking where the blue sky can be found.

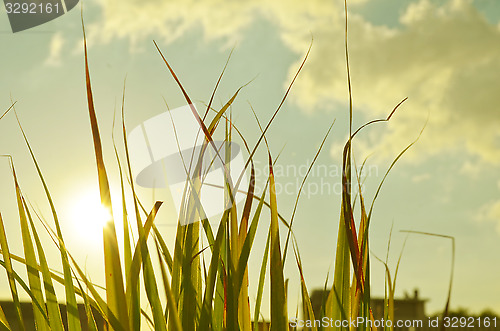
[1,0,499,322]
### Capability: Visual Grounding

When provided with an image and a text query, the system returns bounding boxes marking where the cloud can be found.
[281,0,500,165]
[45,33,65,67]
[87,0,258,49]
[86,0,500,166]
[87,0,369,48]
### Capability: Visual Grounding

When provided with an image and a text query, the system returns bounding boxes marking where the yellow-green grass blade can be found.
[224,118,252,331]
[177,217,202,330]
[239,162,255,241]
[82,18,129,330]
[212,211,229,331]
[66,255,121,330]
[317,266,331,321]
[112,93,133,280]
[0,246,110,329]
[29,202,120,330]
[74,274,99,331]
[235,183,267,298]
[24,199,64,331]
[13,110,81,331]
[154,238,182,331]
[169,220,185,316]
[253,231,270,331]
[0,304,10,330]
[351,171,371,327]
[0,212,25,331]
[342,1,370,311]
[154,41,237,204]
[171,164,205,329]
[292,243,317,331]
[224,235,239,330]
[154,238,170,323]
[10,162,49,331]
[136,202,167,331]
[207,83,250,136]
[166,157,203,330]
[212,255,225,331]
[152,47,248,330]
[25,173,120,330]
[120,95,142,331]
[153,225,173,274]
[268,154,288,330]
[237,164,253,331]
[0,102,16,121]
[166,172,206,328]
[236,162,257,330]
[126,202,162,329]
[49,238,122,330]
[113,136,136,329]
[199,210,229,330]
[329,207,350,329]
[0,259,51,327]
[373,255,394,331]
[341,141,363,285]
[201,46,233,123]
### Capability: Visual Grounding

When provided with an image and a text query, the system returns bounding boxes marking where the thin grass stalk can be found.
[23,198,64,331]
[268,154,288,330]
[0,213,25,331]
[82,18,129,330]
[9,161,48,331]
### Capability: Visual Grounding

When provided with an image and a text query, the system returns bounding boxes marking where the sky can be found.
[1,0,499,323]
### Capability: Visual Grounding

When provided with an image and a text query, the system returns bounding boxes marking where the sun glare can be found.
[70,191,112,241]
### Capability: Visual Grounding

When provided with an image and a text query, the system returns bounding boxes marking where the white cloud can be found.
[87,0,258,49]
[85,0,500,166]
[45,33,65,67]
[282,0,500,165]
[87,0,369,48]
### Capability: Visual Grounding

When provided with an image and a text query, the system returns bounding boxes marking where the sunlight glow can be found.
[70,191,111,241]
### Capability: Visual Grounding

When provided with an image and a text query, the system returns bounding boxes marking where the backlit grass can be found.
[0,2,439,331]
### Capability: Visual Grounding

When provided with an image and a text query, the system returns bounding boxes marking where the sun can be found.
[70,191,112,241]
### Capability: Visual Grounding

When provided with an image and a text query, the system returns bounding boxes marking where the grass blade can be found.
[268,153,288,330]
[24,199,64,331]
[82,17,129,330]
[10,160,49,331]
[0,212,25,331]
[253,231,270,331]
[138,202,167,331]
[0,304,10,330]
[292,243,317,331]
[154,238,182,331]
[13,108,81,331]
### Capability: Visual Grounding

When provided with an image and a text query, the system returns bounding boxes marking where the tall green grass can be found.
[0,2,432,331]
